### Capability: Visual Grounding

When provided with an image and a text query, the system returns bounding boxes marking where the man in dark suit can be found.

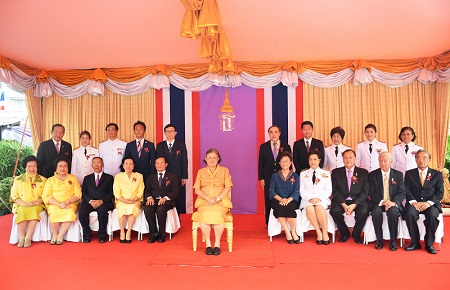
[156,124,188,214]
[258,125,291,226]
[79,157,114,243]
[36,124,73,178]
[368,152,405,250]
[144,156,179,243]
[330,149,369,243]
[124,120,156,179]
[293,121,324,174]
[404,149,444,254]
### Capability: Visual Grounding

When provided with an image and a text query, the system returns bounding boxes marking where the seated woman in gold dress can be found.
[10,155,46,248]
[113,156,144,243]
[42,157,81,245]
[192,148,232,255]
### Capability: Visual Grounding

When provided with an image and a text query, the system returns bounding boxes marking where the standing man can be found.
[368,152,405,250]
[98,123,127,177]
[79,157,114,243]
[37,124,72,178]
[355,124,388,173]
[143,156,179,243]
[404,149,444,254]
[124,120,156,180]
[293,121,324,174]
[330,149,369,244]
[258,125,291,226]
[156,124,188,214]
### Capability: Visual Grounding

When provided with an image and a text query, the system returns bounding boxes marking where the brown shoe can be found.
[24,239,32,248]
[17,239,25,248]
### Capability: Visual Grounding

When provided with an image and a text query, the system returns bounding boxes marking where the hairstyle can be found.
[330,126,345,139]
[308,149,322,160]
[164,124,177,132]
[92,157,103,163]
[398,126,416,142]
[378,151,392,160]
[133,120,147,131]
[119,156,136,172]
[22,155,38,169]
[342,149,356,158]
[203,148,222,164]
[416,149,431,159]
[79,130,91,139]
[301,121,313,129]
[105,123,119,131]
[155,156,167,163]
[53,156,69,169]
[279,151,293,162]
[267,125,281,133]
[51,124,65,133]
[364,123,377,132]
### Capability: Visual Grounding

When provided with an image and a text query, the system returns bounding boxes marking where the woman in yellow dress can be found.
[10,155,46,248]
[192,148,232,255]
[113,156,144,243]
[42,157,82,245]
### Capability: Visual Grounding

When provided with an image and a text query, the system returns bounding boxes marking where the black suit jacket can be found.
[404,168,444,212]
[332,166,369,206]
[293,138,324,174]
[36,139,73,178]
[144,171,179,204]
[368,168,406,215]
[124,139,156,178]
[81,172,114,209]
[258,140,291,183]
[156,140,188,180]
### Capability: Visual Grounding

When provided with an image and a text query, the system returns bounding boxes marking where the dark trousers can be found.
[405,203,440,246]
[370,204,401,241]
[264,181,271,225]
[330,201,369,238]
[144,201,174,235]
[79,202,112,240]
[176,185,186,214]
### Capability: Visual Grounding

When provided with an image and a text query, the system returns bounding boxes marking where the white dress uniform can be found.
[355,138,388,173]
[98,138,127,177]
[391,142,422,177]
[71,145,99,185]
[323,143,351,171]
[299,168,332,209]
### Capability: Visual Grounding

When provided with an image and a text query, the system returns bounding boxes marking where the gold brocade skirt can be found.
[14,205,45,223]
[192,203,230,224]
[47,204,78,223]
[115,201,141,218]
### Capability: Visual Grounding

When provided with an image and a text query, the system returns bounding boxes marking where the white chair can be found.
[268,209,302,242]
[9,211,50,244]
[300,208,336,243]
[401,213,444,250]
[79,211,113,242]
[363,212,404,246]
[138,207,181,241]
[110,209,142,240]
[46,213,82,242]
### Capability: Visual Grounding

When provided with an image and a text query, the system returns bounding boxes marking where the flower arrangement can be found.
[290,177,296,184]
[166,179,171,186]
[427,173,431,181]
[68,180,72,185]
[351,175,358,184]
[144,147,149,152]
[391,178,396,185]
[118,148,123,155]
[411,151,417,156]
[176,150,181,155]
[31,183,36,189]
[314,178,321,185]
[132,177,137,182]
[376,149,382,154]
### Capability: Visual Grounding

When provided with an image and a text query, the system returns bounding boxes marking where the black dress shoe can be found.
[99,239,106,243]
[82,238,91,243]
[375,240,383,250]
[125,239,132,244]
[354,237,363,244]
[404,243,421,251]
[389,240,397,251]
[206,247,213,255]
[158,234,166,243]
[148,233,158,243]
[425,245,437,254]
[338,234,349,243]
[213,247,221,255]
[323,240,330,245]
[120,239,125,244]
[316,240,323,245]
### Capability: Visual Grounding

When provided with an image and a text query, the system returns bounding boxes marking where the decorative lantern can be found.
[219,89,235,132]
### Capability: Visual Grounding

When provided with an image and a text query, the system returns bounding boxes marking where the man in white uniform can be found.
[98,123,127,176]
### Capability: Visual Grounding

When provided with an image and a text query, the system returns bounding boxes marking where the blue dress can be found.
[269,171,300,218]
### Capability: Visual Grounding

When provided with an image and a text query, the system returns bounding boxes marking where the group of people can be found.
[259,122,444,254]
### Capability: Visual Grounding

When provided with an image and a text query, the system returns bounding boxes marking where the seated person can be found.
[144,156,179,243]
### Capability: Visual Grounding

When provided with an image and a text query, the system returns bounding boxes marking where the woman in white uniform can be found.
[323,126,351,172]
[71,131,99,185]
[391,126,422,177]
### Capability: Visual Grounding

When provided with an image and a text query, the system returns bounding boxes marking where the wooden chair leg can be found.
[226,223,233,252]
[192,223,198,251]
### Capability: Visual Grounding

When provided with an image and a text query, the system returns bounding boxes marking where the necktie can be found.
[405,144,409,154]
[168,143,172,153]
[55,142,60,154]
[312,171,316,184]
[306,140,310,152]
[95,174,100,187]
[347,169,352,192]
[383,174,389,200]
[335,146,339,157]
[137,141,141,158]
[273,142,278,160]
[369,144,372,154]
[158,173,163,188]
[420,171,425,186]
[84,148,87,156]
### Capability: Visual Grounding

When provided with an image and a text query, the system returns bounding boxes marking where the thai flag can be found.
[155,80,303,214]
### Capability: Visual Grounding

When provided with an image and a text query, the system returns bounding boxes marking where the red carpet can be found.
[1,213,448,289]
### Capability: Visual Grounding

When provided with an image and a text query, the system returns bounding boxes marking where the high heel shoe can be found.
[287,238,294,244]
[125,239,132,244]
[323,240,330,245]
[293,238,301,244]
[316,240,323,245]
